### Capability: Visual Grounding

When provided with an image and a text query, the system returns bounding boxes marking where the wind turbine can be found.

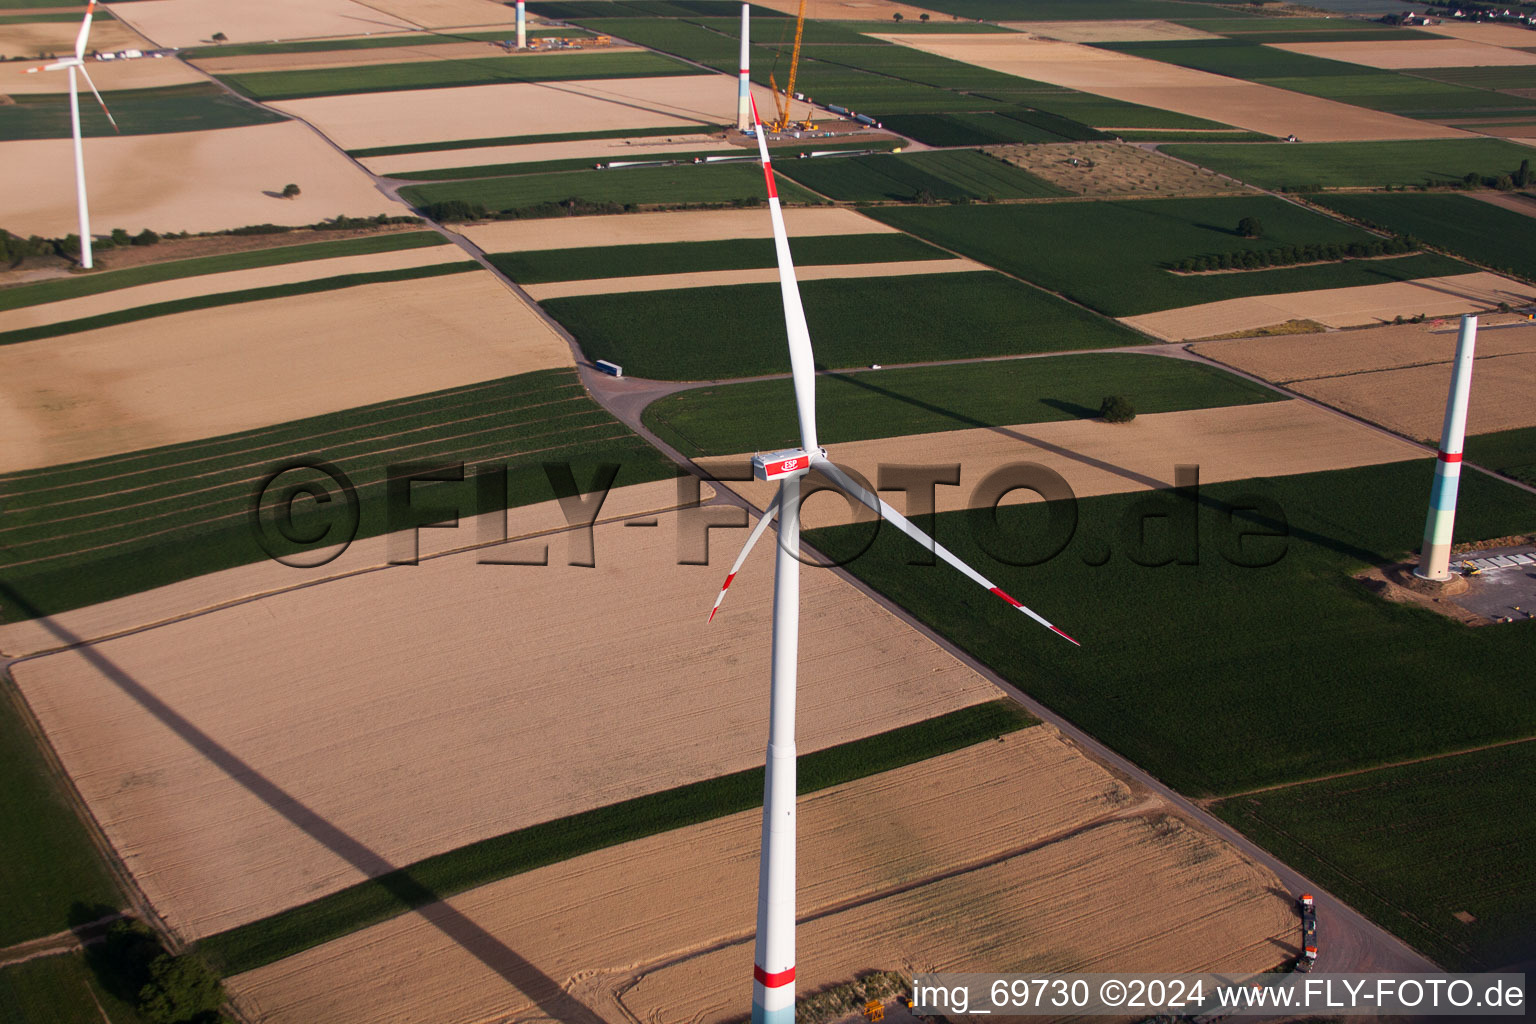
[714,95,1079,1024]
[27,0,118,270]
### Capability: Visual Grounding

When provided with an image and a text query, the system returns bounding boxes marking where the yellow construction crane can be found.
[767,0,816,133]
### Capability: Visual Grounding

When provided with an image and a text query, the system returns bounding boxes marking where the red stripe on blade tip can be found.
[1050,625,1081,646]
[754,965,795,988]
[988,586,1022,608]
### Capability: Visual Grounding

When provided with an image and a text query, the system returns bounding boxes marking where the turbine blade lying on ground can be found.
[77,64,119,132]
[815,460,1080,646]
[709,491,782,622]
[748,94,819,455]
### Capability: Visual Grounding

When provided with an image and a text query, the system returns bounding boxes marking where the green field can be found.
[176,28,589,59]
[216,50,702,100]
[400,162,824,218]
[0,83,286,139]
[0,687,122,947]
[642,352,1285,458]
[776,149,1068,201]
[0,231,445,312]
[195,701,1037,975]
[0,369,675,621]
[1471,425,1536,486]
[878,110,1106,147]
[1160,138,1536,190]
[806,461,1536,797]
[911,0,1217,19]
[1213,741,1536,970]
[529,1,788,18]
[872,198,1470,316]
[1411,65,1536,92]
[487,232,949,283]
[0,262,477,347]
[346,124,717,159]
[1102,39,1536,118]
[542,271,1141,379]
[1308,191,1536,280]
[0,953,145,1024]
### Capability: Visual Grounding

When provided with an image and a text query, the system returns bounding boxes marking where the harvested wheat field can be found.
[1267,39,1536,70]
[991,141,1246,196]
[1191,317,1536,383]
[1,18,155,62]
[0,270,572,474]
[2,121,396,237]
[6,53,208,92]
[1295,353,1536,441]
[11,511,998,939]
[717,399,1425,532]
[0,478,708,660]
[1002,19,1219,43]
[189,40,535,75]
[0,244,467,333]
[1122,272,1532,341]
[226,727,1293,1024]
[353,0,525,30]
[523,258,976,300]
[272,77,785,151]
[364,133,742,176]
[1421,21,1536,48]
[459,206,892,252]
[870,34,1467,142]
[1474,190,1536,220]
[109,0,417,50]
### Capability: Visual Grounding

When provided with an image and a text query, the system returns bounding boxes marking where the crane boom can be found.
[771,0,807,133]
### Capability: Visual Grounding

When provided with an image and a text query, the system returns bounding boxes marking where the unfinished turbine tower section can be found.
[738,4,752,132]
[516,0,527,50]
[1416,314,1479,582]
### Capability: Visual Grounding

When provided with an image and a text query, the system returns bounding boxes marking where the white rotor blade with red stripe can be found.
[814,460,1078,645]
[75,0,96,61]
[77,64,119,132]
[747,95,818,455]
[708,491,782,622]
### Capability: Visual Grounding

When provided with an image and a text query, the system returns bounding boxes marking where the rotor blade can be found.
[708,491,782,623]
[76,63,119,133]
[747,93,819,456]
[75,0,96,61]
[815,459,1080,645]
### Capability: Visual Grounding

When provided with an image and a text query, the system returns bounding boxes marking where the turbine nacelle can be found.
[752,448,825,482]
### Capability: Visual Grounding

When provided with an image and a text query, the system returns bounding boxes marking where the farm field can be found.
[399,161,825,218]
[642,352,1285,458]
[1124,271,1530,341]
[177,29,586,62]
[1293,354,1536,443]
[0,270,573,475]
[872,198,1472,317]
[0,244,468,333]
[345,0,525,30]
[1212,741,1536,971]
[1159,138,1536,190]
[1269,39,1536,71]
[9,508,1001,939]
[1309,191,1536,282]
[524,258,982,299]
[723,400,1427,533]
[190,38,614,75]
[218,51,702,101]
[0,953,145,1024]
[1470,424,1536,485]
[806,461,1536,797]
[362,133,744,176]
[0,83,288,140]
[541,271,1141,379]
[224,726,1293,1024]
[0,684,122,947]
[3,121,397,236]
[998,19,1219,43]
[459,205,892,250]
[875,109,1110,147]
[348,123,718,159]
[486,232,951,284]
[269,76,752,151]
[867,33,1467,141]
[0,230,447,312]
[775,148,1068,201]
[992,141,1244,196]
[1412,65,1536,91]
[106,0,419,49]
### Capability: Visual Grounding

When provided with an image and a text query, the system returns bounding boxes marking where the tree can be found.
[920,12,930,20]
[1236,215,1262,238]
[280,183,301,199]
[1100,395,1135,423]
[137,953,224,1024]
[1518,158,1532,189]
[111,227,130,245]
[1495,173,1515,192]
[892,11,903,21]
[131,228,160,246]
[211,32,227,43]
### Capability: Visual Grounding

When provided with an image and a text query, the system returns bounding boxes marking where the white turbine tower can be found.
[27,0,117,270]
[714,95,1079,1024]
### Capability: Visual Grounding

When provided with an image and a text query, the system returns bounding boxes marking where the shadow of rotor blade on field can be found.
[2,583,602,1024]
[827,371,1389,565]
